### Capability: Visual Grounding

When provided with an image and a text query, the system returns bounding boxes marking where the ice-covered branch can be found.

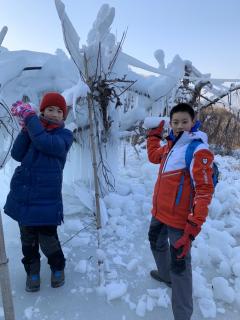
[0,26,8,47]
[120,52,177,79]
[201,85,240,110]
[55,0,84,78]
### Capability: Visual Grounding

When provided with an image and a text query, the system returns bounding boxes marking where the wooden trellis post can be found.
[83,53,105,287]
[0,209,15,320]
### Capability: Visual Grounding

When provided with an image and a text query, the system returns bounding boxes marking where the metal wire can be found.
[61,220,94,247]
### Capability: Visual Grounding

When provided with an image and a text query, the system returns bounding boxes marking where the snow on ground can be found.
[0,144,240,319]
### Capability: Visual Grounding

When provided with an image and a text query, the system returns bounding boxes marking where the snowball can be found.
[208,246,224,265]
[230,247,240,276]
[113,255,126,266]
[216,307,225,314]
[207,229,235,258]
[115,182,131,196]
[123,294,136,310]
[198,297,216,318]
[232,262,240,277]
[108,208,122,217]
[143,116,169,129]
[64,219,84,232]
[147,288,170,308]
[100,198,109,226]
[142,202,152,215]
[96,285,106,296]
[115,225,128,239]
[157,292,171,308]
[193,270,213,299]
[74,259,87,274]
[136,298,146,317]
[140,162,158,180]
[218,260,232,278]
[106,269,118,280]
[104,193,128,210]
[96,249,106,261]
[234,277,240,291]
[208,198,224,219]
[130,184,146,195]
[24,307,34,319]
[146,296,155,311]
[209,219,225,231]
[212,277,235,303]
[70,236,90,247]
[147,288,163,298]
[126,259,138,271]
[105,281,128,301]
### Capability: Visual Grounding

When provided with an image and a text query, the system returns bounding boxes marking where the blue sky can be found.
[0,0,240,79]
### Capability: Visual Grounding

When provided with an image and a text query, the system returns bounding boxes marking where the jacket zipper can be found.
[161,149,173,173]
[162,172,180,178]
[154,132,186,215]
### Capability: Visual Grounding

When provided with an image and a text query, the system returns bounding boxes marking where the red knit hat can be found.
[40,92,67,119]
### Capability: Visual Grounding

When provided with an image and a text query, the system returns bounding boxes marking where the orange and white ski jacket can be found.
[147,130,214,230]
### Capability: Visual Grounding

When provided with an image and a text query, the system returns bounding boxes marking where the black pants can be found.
[19,225,65,275]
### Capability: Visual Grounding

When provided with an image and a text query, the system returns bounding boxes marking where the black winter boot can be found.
[150,270,172,288]
[25,274,40,292]
[51,270,65,288]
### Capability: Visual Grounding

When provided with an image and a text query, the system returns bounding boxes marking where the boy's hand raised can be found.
[174,220,201,258]
[147,120,165,138]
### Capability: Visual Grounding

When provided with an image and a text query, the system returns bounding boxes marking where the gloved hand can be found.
[174,219,201,259]
[11,101,36,121]
[147,120,165,138]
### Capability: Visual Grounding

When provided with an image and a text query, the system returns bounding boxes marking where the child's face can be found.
[170,111,194,136]
[43,106,64,122]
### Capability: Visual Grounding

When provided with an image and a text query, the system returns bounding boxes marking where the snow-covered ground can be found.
[0,144,240,320]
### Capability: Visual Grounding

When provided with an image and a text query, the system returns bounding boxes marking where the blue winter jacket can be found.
[4,115,73,226]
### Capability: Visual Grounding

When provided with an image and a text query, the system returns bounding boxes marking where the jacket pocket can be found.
[36,173,61,186]
[157,171,182,213]
[173,174,192,216]
[31,172,62,201]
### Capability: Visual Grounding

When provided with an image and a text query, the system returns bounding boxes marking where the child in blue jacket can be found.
[4,92,73,292]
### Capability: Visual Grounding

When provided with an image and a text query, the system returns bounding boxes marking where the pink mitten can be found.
[11,101,35,120]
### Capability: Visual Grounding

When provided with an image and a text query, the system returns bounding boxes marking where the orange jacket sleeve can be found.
[147,136,168,164]
[189,149,214,226]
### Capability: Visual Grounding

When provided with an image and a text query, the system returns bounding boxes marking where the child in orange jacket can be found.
[147,103,214,320]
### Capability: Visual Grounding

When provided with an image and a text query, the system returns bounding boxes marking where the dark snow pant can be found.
[19,225,65,275]
[148,216,193,320]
